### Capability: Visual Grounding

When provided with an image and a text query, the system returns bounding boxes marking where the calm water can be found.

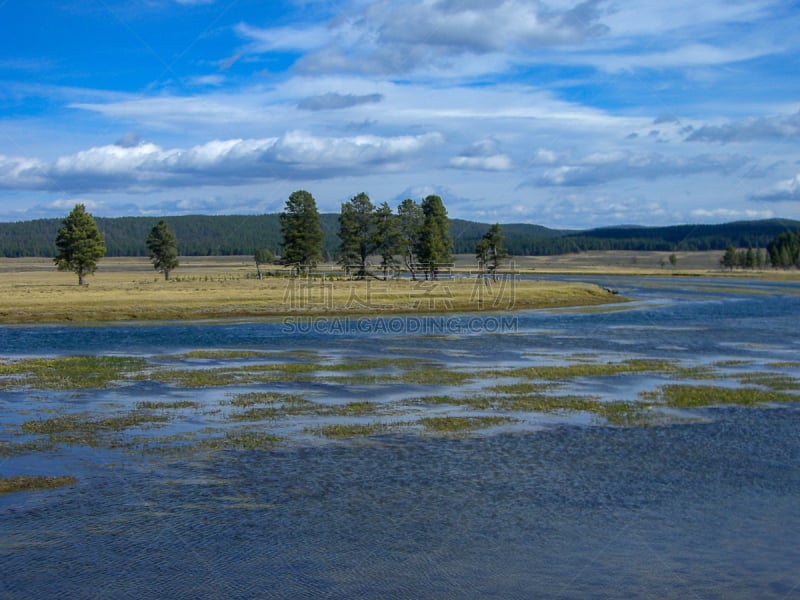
[2,276,800,599]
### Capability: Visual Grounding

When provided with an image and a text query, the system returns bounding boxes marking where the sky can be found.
[0,0,798,229]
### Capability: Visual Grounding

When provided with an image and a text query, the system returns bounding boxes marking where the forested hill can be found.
[0,215,798,258]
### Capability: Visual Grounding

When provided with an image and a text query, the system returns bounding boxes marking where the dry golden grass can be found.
[0,257,623,323]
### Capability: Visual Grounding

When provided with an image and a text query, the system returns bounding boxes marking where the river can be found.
[1,276,799,598]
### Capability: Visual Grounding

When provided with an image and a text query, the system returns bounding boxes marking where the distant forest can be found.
[1,214,799,258]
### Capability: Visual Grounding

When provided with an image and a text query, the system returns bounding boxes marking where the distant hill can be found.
[556,219,800,253]
[0,214,797,258]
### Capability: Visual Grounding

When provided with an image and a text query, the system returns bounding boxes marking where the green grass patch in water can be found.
[498,358,677,381]
[169,350,272,360]
[0,355,147,390]
[396,367,475,385]
[135,400,200,410]
[642,384,799,408]
[0,475,77,495]
[418,416,516,432]
[21,410,172,437]
[306,422,394,439]
[199,430,282,450]
[230,394,316,421]
[737,373,800,391]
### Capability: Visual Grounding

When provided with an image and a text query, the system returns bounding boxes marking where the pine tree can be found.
[476,223,509,281]
[338,192,377,279]
[146,220,179,280]
[720,245,737,270]
[54,204,106,285]
[279,190,323,275]
[418,195,453,280]
[397,198,424,280]
[374,202,401,280]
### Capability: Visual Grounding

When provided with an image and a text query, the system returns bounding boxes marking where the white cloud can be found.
[686,110,800,143]
[449,139,513,171]
[751,174,800,202]
[0,132,444,193]
[0,155,48,189]
[297,92,384,111]
[239,0,609,76]
[533,150,748,187]
[690,207,775,220]
[235,22,331,53]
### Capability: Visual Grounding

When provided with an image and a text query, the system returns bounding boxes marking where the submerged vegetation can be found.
[2,339,799,460]
[0,475,77,495]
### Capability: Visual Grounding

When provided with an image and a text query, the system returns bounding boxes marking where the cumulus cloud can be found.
[0,132,443,193]
[686,110,800,143]
[0,154,48,189]
[532,150,747,187]
[449,139,512,171]
[240,0,609,75]
[750,174,800,202]
[297,92,384,111]
[690,208,775,220]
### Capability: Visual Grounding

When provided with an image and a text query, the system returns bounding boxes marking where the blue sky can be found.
[0,0,798,228]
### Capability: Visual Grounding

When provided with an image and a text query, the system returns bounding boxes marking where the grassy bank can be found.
[0,257,624,324]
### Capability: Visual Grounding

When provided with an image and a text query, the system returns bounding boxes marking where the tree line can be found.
[3,212,798,259]
[51,195,509,284]
[36,199,800,283]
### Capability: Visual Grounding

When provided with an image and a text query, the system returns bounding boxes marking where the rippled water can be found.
[2,276,800,598]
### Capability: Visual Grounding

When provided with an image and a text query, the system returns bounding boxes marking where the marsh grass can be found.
[227,391,304,407]
[0,438,53,457]
[486,381,560,394]
[144,362,319,387]
[199,431,282,450]
[307,422,394,439]
[418,416,516,432]
[170,350,272,360]
[642,384,800,408]
[737,373,800,391]
[135,400,200,410]
[21,410,172,438]
[0,355,147,390]
[397,367,475,385]
[497,358,676,380]
[0,475,77,494]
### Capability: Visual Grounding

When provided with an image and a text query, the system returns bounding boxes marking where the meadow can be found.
[0,255,628,323]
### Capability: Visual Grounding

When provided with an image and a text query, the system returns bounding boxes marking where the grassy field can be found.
[0,256,625,323]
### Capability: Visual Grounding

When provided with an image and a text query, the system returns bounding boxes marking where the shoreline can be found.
[2,251,798,324]
[0,258,625,324]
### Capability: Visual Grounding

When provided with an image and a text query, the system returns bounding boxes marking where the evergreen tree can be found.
[54,204,106,285]
[766,230,800,269]
[721,245,737,270]
[374,201,402,280]
[418,195,453,280]
[397,198,424,280]
[744,245,755,270]
[279,190,323,275]
[338,192,377,279]
[475,223,509,281]
[146,220,179,280]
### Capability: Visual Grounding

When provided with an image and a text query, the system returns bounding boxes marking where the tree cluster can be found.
[278,191,458,280]
[766,230,800,269]
[720,245,766,270]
